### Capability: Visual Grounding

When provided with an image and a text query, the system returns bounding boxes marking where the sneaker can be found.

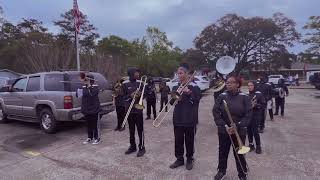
[137,147,146,157]
[169,159,184,169]
[119,127,125,131]
[274,113,279,115]
[92,138,101,145]
[145,117,151,120]
[214,171,226,180]
[114,127,120,131]
[186,158,194,170]
[256,145,262,154]
[239,175,247,180]
[82,138,92,145]
[125,146,137,155]
[258,128,264,133]
[249,143,255,152]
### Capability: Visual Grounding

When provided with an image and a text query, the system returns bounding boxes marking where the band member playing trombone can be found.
[212,75,251,180]
[113,78,126,131]
[247,81,266,154]
[79,74,101,145]
[169,63,201,171]
[122,67,146,157]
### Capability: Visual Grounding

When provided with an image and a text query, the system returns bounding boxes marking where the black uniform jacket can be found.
[145,83,157,102]
[212,90,252,135]
[249,91,266,125]
[257,82,273,102]
[122,80,143,114]
[81,84,101,115]
[159,85,170,99]
[114,84,125,107]
[172,82,201,127]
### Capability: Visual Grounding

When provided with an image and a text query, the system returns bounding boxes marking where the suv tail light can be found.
[64,96,73,109]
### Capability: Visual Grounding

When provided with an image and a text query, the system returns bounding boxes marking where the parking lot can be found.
[0,88,320,180]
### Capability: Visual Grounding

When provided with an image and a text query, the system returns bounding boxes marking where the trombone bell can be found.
[134,103,144,110]
[237,146,251,155]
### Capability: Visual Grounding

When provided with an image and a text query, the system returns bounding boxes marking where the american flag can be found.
[73,0,82,33]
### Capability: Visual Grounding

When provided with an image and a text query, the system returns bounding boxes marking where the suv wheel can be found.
[39,108,57,133]
[0,104,8,123]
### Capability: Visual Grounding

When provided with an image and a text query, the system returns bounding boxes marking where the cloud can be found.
[2,0,320,52]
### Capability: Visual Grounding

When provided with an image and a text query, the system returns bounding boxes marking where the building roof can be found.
[290,62,320,70]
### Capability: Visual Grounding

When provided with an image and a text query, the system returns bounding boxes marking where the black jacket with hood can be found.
[122,68,143,114]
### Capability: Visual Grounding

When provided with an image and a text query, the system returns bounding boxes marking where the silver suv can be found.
[0,71,115,133]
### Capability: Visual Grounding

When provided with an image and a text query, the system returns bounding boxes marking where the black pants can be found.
[128,113,144,149]
[86,113,100,140]
[248,118,261,146]
[259,108,266,129]
[268,109,274,120]
[217,133,247,177]
[116,106,125,129]
[275,97,285,115]
[147,100,156,118]
[160,97,168,112]
[174,126,195,161]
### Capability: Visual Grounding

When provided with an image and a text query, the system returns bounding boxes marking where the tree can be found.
[54,9,99,52]
[194,13,300,74]
[303,16,320,55]
[182,48,208,70]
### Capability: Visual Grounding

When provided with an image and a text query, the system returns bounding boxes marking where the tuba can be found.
[212,56,237,92]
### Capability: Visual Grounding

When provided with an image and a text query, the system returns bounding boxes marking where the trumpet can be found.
[59,72,98,84]
[222,100,250,154]
[152,71,196,127]
[121,75,147,128]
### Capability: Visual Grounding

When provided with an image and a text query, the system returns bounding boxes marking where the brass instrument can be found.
[152,71,196,127]
[59,72,98,84]
[222,100,250,155]
[251,95,257,108]
[134,76,148,110]
[112,82,123,98]
[212,56,237,92]
[121,75,147,128]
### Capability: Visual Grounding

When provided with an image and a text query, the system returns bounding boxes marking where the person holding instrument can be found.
[122,67,146,157]
[159,80,170,112]
[169,63,201,171]
[247,81,266,154]
[145,78,157,120]
[79,74,101,145]
[212,75,252,180]
[113,78,126,131]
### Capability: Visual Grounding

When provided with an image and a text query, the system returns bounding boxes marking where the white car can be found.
[268,75,284,85]
[166,76,210,92]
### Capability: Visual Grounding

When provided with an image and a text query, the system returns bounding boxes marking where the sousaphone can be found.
[212,56,237,92]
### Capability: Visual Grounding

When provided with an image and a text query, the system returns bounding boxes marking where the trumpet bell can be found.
[237,146,251,154]
[134,104,144,110]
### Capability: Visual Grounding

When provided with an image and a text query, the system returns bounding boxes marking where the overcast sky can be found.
[1,0,319,53]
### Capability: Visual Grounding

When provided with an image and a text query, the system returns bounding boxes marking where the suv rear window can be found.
[67,73,109,92]
[44,74,65,91]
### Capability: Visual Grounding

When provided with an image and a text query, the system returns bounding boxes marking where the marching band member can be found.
[80,74,101,145]
[257,77,274,132]
[145,78,157,120]
[274,78,289,117]
[122,67,146,157]
[212,75,251,180]
[114,78,126,131]
[247,81,266,154]
[159,80,170,112]
[169,63,201,170]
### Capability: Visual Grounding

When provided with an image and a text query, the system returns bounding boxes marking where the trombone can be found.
[152,71,196,127]
[121,75,147,128]
[222,100,250,155]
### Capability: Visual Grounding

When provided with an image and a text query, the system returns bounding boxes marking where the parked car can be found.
[268,75,284,85]
[0,71,115,133]
[152,77,162,84]
[310,72,320,90]
[166,76,210,92]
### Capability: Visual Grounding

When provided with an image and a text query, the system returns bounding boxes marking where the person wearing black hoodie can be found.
[80,74,101,145]
[247,81,266,154]
[122,67,146,157]
[169,63,201,171]
[113,78,125,131]
[212,75,252,180]
[145,78,157,120]
[274,78,289,117]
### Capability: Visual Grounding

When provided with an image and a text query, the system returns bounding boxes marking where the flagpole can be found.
[76,31,80,71]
